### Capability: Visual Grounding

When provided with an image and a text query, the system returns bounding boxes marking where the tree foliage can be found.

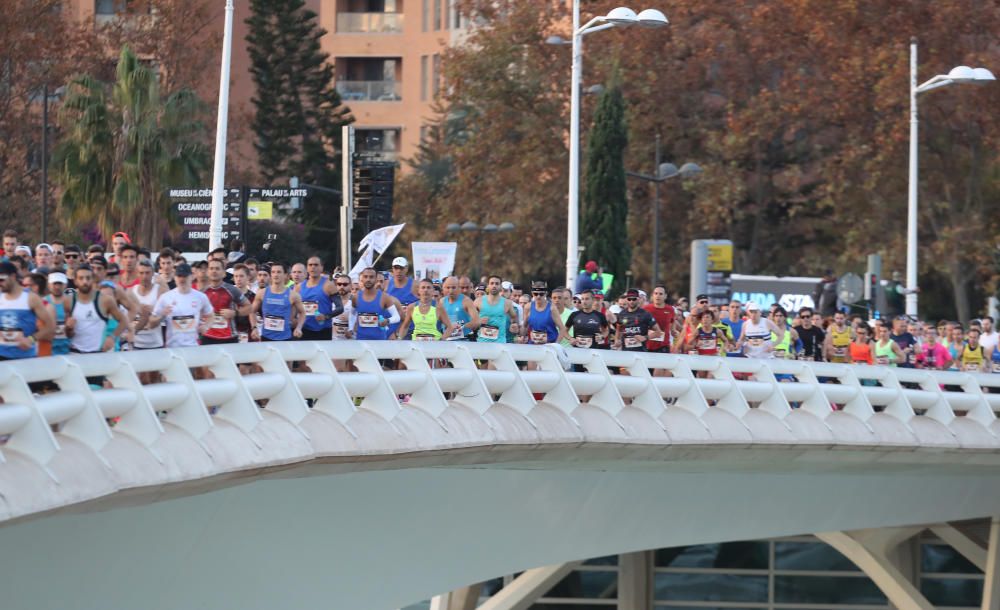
[582,77,629,295]
[398,0,1000,320]
[52,46,208,248]
[246,0,353,261]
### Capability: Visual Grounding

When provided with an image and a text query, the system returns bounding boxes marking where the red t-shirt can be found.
[643,304,675,351]
[202,284,245,340]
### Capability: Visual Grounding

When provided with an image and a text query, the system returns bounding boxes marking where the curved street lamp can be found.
[559,3,668,289]
[905,39,994,316]
[447,221,516,280]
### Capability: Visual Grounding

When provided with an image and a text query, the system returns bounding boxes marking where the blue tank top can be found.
[356,290,388,340]
[45,296,70,355]
[992,346,1000,374]
[0,290,37,359]
[442,295,470,338]
[299,277,332,331]
[477,296,508,343]
[527,301,558,344]
[386,277,416,337]
[261,286,293,341]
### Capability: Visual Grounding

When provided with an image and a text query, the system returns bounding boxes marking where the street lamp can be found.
[906,39,994,316]
[626,134,702,286]
[557,2,668,289]
[446,221,515,281]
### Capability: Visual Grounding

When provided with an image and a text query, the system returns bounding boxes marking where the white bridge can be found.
[2,342,1000,610]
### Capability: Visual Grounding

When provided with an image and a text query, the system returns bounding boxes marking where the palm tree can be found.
[53,46,208,248]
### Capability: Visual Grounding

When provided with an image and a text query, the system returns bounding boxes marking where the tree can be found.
[52,46,209,248]
[246,0,353,261]
[581,77,629,295]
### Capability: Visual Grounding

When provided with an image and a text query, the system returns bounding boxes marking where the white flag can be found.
[349,245,376,281]
[358,223,406,254]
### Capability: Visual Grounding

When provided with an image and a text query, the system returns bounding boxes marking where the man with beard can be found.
[476,275,519,344]
[614,288,662,352]
[352,267,401,340]
[0,261,53,360]
[68,264,126,354]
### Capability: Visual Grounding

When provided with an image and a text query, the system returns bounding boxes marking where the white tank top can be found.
[131,284,164,349]
[70,294,107,353]
[743,318,774,359]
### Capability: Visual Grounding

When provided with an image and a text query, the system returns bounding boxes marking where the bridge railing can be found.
[1,341,999,521]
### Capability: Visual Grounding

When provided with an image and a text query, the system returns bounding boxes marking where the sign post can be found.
[690,239,734,306]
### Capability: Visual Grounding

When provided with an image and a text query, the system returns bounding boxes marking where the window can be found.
[433,0,441,30]
[421,0,428,31]
[420,55,428,101]
[95,0,123,15]
[431,54,440,98]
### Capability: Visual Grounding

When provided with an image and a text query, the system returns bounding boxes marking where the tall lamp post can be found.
[906,39,994,316]
[446,221,515,281]
[554,3,668,290]
[208,0,235,252]
[626,134,701,285]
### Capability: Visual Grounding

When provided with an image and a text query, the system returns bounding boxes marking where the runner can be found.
[129,260,165,350]
[614,288,662,352]
[146,263,214,348]
[108,231,131,264]
[980,316,999,355]
[33,243,54,272]
[352,267,400,341]
[915,326,952,370]
[231,263,255,342]
[476,275,519,344]
[201,259,250,345]
[331,273,356,341]
[251,262,306,342]
[688,309,724,356]
[957,328,987,373]
[823,312,852,363]
[551,287,574,347]
[115,244,140,289]
[384,257,418,338]
[643,286,677,354]
[873,325,905,366]
[889,315,918,368]
[736,302,784,359]
[0,261,53,360]
[525,281,569,345]
[722,300,745,344]
[399,278,456,341]
[294,256,345,341]
[289,262,307,287]
[566,290,609,350]
[770,308,799,359]
[440,276,479,340]
[45,271,72,356]
[795,307,825,361]
[850,325,874,364]
[68,264,127,353]
[156,247,177,290]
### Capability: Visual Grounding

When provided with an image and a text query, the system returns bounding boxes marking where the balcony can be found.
[336,80,401,101]
[337,12,404,33]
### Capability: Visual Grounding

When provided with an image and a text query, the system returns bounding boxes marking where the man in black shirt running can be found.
[566,290,609,349]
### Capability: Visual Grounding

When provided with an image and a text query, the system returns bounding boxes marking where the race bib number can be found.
[414,333,436,341]
[749,337,764,347]
[530,330,548,345]
[575,335,593,348]
[0,327,24,346]
[625,336,642,349]
[876,356,889,365]
[333,321,348,337]
[698,338,716,351]
[926,356,937,368]
[54,323,67,340]
[358,313,379,328]
[964,363,981,372]
[833,347,847,357]
[479,325,499,340]
[171,315,196,333]
[263,316,286,332]
[992,362,1000,374]
[303,301,319,317]
[211,314,229,329]
[238,331,249,344]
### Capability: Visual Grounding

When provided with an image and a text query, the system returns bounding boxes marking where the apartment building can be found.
[63,0,467,166]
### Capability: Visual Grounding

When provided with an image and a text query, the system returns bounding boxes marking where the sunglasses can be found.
[698,300,709,305]
[65,253,80,259]
[532,291,545,296]
[335,282,350,287]
[626,297,638,301]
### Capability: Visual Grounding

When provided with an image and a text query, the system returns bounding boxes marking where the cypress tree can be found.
[581,78,629,295]
[246,0,352,261]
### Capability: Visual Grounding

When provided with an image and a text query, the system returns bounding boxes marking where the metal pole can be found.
[565,0,582,289]
[477,231,484,283]
[341,125,354,271]
[905,38,919,317]
[208,0,235,252]
[41,84,49,244]
[652,134,661,286]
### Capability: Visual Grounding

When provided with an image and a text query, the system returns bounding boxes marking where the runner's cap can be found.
[14,245,32,257]
[175,263,193,277]
[585,261,598,273]
[47,272,68,285]
[625,288,640,298]
[391,256,408,268]
[501,281,513,291]
[106,263,120,277]
[746,302,761,311]
[531,280,547,291]
[476,284,486,291]
[0,261,17,275]
[696,294,709,301]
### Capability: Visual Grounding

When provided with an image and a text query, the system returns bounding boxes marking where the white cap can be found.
[47,272,68,285]
[391,256,408,267]
[746,302,761,311]
[501,281,513,291]
[14,245,31,256]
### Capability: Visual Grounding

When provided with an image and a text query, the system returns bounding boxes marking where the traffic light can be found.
[864,272,878,301]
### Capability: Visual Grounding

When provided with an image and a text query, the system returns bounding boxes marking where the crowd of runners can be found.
[1,228,998,374]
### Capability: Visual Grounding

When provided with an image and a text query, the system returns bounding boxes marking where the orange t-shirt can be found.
[850,341,872,365]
